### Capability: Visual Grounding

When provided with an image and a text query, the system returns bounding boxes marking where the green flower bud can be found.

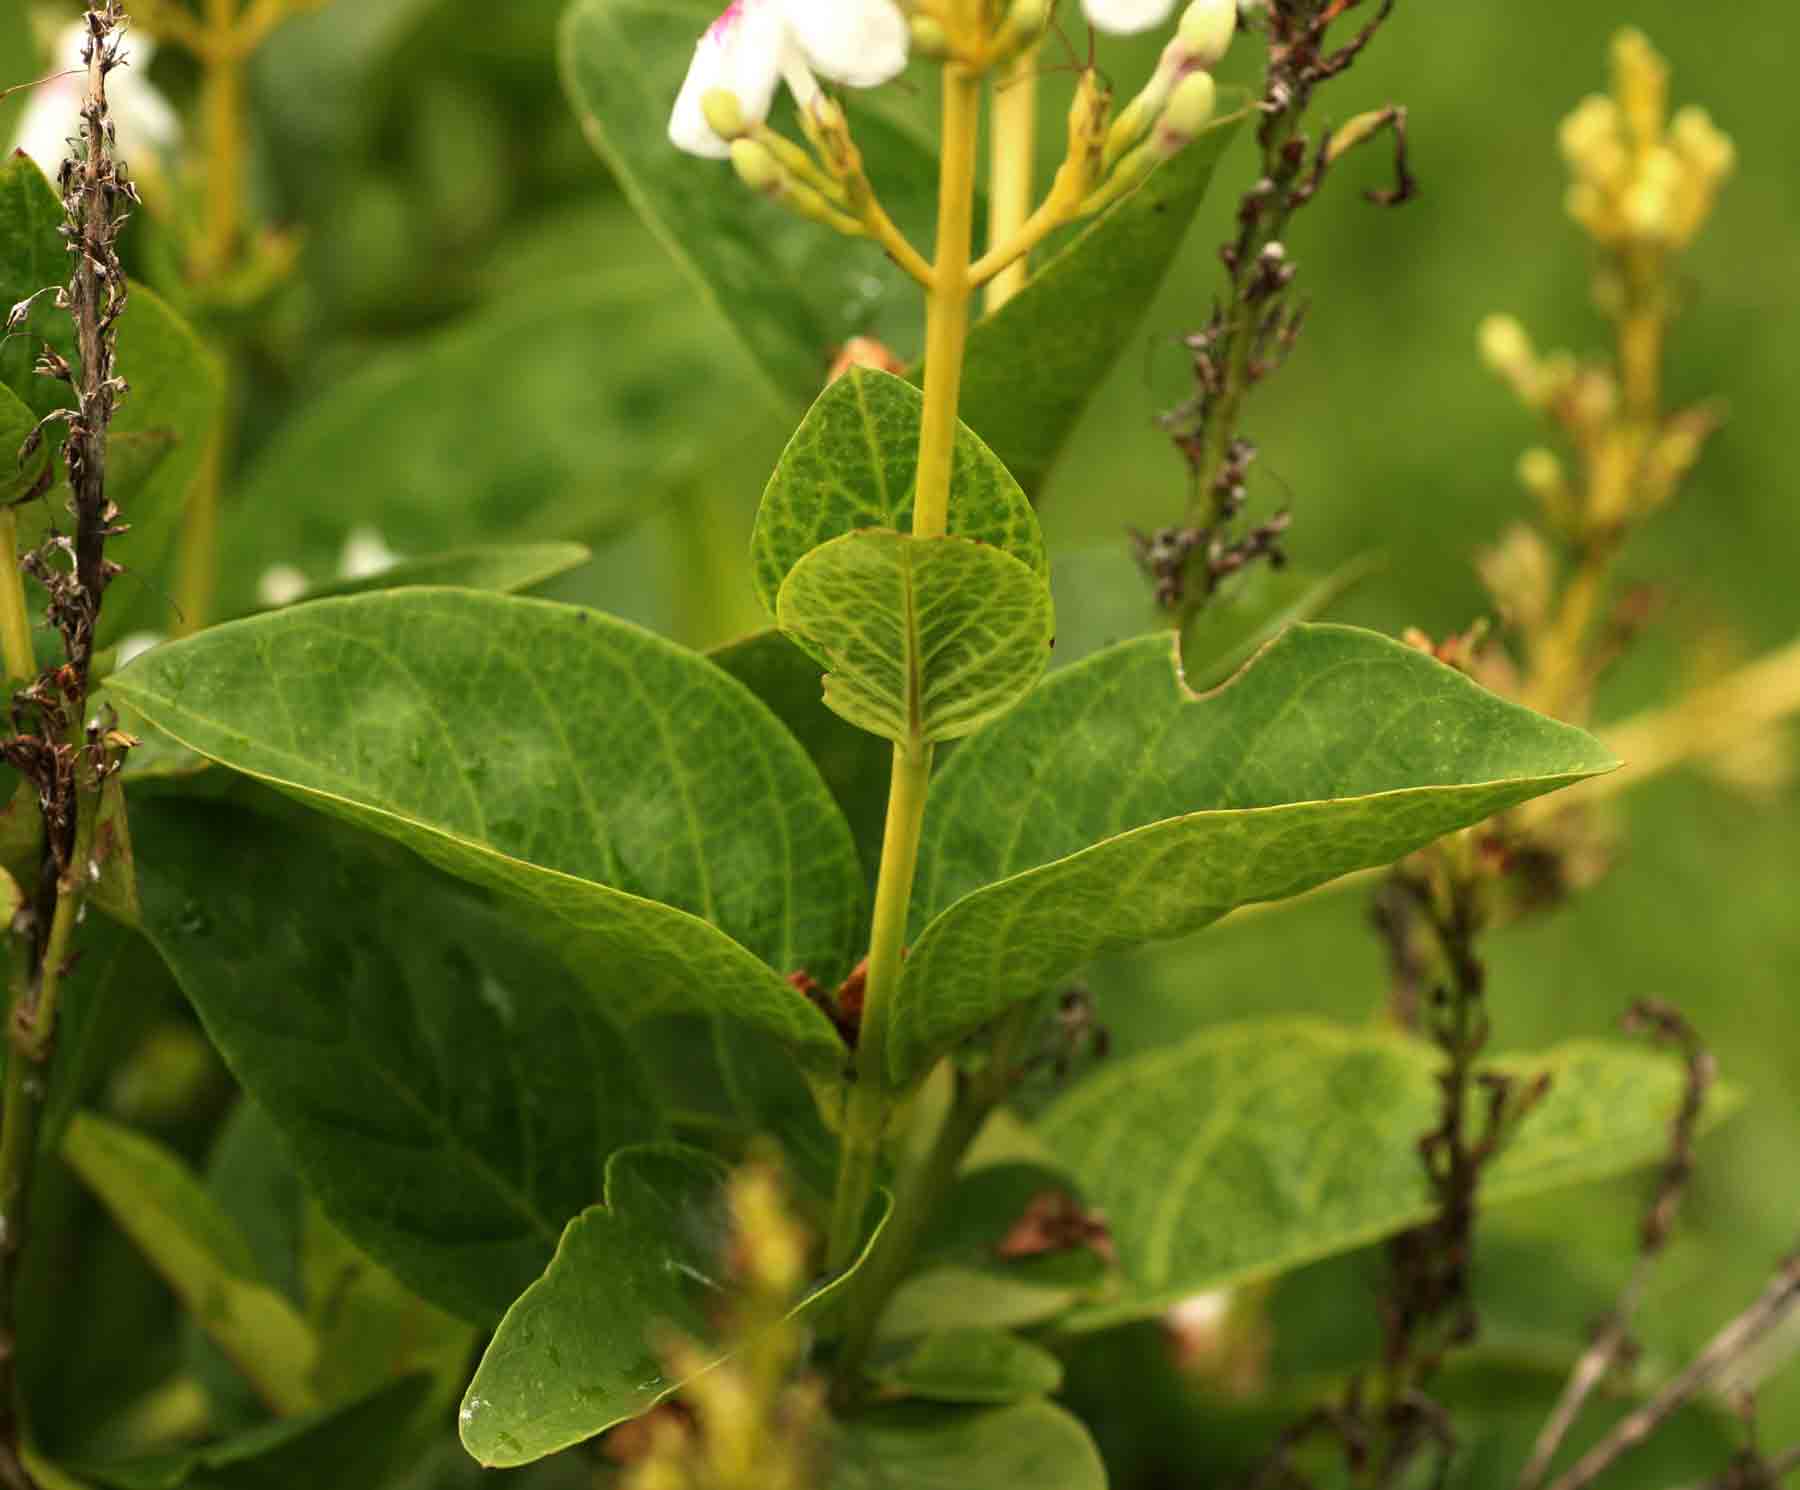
[1178,0,1236,70]
[1155,71,1217,156]
[729,137,785,197]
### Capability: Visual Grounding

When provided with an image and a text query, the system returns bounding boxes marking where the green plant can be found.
[0,2,1792,1488]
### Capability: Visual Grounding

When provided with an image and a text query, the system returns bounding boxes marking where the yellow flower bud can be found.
[701,87,749,144]
[729,137,784,196]
[1477,314,1534,382]
[1610,27,1669,147]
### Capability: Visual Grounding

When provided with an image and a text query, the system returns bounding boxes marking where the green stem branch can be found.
[823,65,982,1277]
[0,515,34,684]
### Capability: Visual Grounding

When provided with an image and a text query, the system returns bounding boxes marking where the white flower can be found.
[669,0,909,160]
[1082,0,1180,35]
[9,23,181,175]
[257,564,310,608]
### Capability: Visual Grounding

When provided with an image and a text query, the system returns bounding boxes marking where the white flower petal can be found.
[781,0,909,89]
[1082,0,1181,35]
[257,564,309,608]
[668,0,788,159]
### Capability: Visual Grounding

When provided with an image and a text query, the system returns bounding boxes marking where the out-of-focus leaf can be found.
[827,1401,1106,1490]
[751,368,1047,615]
[0,4,38,145]
[460,1146,890,1466]
[110,591,864,1064]
[952,100,1245,495]
[213,273,767,618]
[66,1374,431,1490]
[60,1110,321,1416]
[871,1328,1064,1405]
[238,541,591,616]
[1038,1019,1741,1329]
[777,531,1054,749]
[560,0,946,405]
[892,625,1616,1082]
[130,796,669,1324]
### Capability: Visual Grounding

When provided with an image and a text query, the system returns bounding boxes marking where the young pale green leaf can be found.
[237,542,592,617]
[871,1327,1064,1405]
[0,156,224,642]
[828,1401,1106,1490]
[1038,1020,1740,1331]
[60,1110,322,1417]
[109,590,861,1064]
[777,531,1055,751]
[953,101,1245,495]
[211,270,762,618]
[751,369,1047,615]
[0,380,50,503]
[560,0,945,407]
[64,1374,432,1490]
[709,628,892,887]
[130,797,670,1325]
[892,624,1616,1081]
[461,1145,890,1467]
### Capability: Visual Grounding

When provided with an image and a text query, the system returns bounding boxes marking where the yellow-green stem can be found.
[986,49,1039,313]
[194,0,244,283]
[824,66,983,1275]
[911,67,982,542]
[0,515,35,684]
[827,745,933,1272]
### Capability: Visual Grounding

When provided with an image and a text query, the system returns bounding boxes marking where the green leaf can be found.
[109,590,862,1066]
[0,1,37,147]
[892,624,1616,1081]
[60,1110,321,1417]
[0,379,50,503]
[460,1145,891,1466]
[871,1328,1064,1405]
[237,542,592,616]
[827,1401,1106,1490]
[954,101,1245,495]
[1037,1019,1740,1330]
[130,796,669,1324]
[65,1374,431,1490]
[709,628,892,888]
[751,368,1048,616]
[560,0,947,406]
[0,156,225,642]
[778,531,1055,750]
[917,1162,1111,1292]
[211,272,762,619]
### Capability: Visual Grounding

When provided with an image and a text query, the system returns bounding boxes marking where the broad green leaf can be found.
[130,796,670,1324]
[917,1162,1111,1293]
[65,1374,431,1490]
[60,1111,321,1417]
[892,624,1616,1081]
[709,628,891,887]
[751,369,1048,615]
[238,542,592,616]
[211,272,764,619]
[0,157,223,643]
[110,590,862,1065]
[827,1401,1106,1490]
[460,1145,891,1466]
[871,1327,1064,1405]
[561,0,947,406]
[778,531,1055,751]
[1038,1019,1739,1330]
[954,100,1245,495]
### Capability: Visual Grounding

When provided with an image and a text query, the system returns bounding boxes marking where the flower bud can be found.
[1477,314,1534,382]
[1517,447,1564,503]
[1155,71,1217,156]
[908,15,950,58]
[701,87,750,144]
[1327,110,1389,164]
[1178,0,1236,70]
[729,137,786,197]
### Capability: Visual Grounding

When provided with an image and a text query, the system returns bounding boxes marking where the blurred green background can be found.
[3,0,1796,1482]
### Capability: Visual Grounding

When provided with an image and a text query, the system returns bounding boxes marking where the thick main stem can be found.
[986,50,1039,313]
[824,65,982,1277]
